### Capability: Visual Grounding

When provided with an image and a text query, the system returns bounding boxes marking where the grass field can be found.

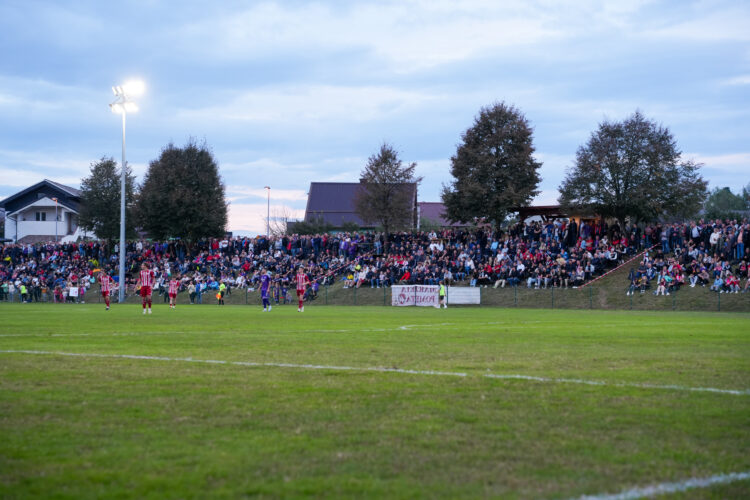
[1,304,749,499]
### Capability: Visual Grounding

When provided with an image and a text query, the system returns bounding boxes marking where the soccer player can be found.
[135,263,155,314]
[260,268,272,311]
[168,274,180,309]
[295,266,310,312]
[99,269,113,310]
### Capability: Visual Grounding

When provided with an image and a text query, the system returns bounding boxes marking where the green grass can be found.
[1,304,749,499]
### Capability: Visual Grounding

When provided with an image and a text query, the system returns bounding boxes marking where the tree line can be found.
[355,102,746,234]
[79,105,746,243]
[78,139,228,242]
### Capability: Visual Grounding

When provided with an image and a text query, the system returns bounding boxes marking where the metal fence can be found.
[2,284,748,313]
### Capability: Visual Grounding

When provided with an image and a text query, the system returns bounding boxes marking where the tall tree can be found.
[558,111,708,225]
[704,187,746,220]
[442,102,542,229]
[137,140,228,240]
[78,157,136,241]
[355,143,421,243]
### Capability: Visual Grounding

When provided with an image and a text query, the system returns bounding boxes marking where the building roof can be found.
[0,179,81,212]
[45,179,81,197]
[418,202,470,227]
[513,204,570,221]
[304,181,418,228]
[304,182,367,226]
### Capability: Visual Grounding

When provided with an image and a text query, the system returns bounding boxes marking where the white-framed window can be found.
[35,212,47,221]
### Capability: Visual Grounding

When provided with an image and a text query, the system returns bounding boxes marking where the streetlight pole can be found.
[110,81,144,304]
[264,186,270,236]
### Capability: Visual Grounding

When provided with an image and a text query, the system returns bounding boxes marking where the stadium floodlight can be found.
[122,80,145,97]
[109,80,143,303]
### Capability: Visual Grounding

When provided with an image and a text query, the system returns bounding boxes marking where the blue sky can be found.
[1,0,748,235]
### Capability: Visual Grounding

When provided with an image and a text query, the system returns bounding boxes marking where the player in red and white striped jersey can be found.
[295,267,310,312]
[99,270,113,310]
[135,263,156,314]
[168,275,180,309]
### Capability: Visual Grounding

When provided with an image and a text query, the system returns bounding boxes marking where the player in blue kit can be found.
[260,269,272,312]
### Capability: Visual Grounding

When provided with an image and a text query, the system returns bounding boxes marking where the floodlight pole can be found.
[111,83,140,304]
[118,109,126,303]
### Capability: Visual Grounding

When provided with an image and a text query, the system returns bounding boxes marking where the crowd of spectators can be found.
[2,217,748,304]
[626,219,750,295]
[0,234,373,304]
[344,218,633,290]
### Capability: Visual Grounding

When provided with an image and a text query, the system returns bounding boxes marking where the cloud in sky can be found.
[1,0,749,235]
[721,75,750,86]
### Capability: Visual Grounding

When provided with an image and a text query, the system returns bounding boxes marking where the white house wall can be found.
[5,196,78,242]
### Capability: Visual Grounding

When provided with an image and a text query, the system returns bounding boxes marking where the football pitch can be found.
[1,304,748,499]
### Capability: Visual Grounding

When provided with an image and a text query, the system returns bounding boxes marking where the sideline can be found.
[571,470,750,500]
[1,349,748,396]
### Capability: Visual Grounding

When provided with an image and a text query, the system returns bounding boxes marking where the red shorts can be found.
[101,291,110,298]
[168,292,176,299]
[140,286,152,297]
[296,289,305,297]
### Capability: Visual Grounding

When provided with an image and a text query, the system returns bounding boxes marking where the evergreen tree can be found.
[704,187,746,220]
[558,111,707,225]
[442,102,541,229]
[355,143,421,244]
[137,140,228,240]
[78,157,136,241]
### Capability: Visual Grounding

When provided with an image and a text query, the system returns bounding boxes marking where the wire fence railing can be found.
[2,281,749,313]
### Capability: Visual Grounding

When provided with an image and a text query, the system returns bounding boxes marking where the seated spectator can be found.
[399,269,411,284]
[710,276,723,292]
[654,274,668,296]
[627,274,637,296]
[724,274,740,293]
[638,275,649,293]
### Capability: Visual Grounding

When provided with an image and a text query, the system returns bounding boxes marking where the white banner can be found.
[446,286,480,305]
[68,287,79,297]
[391,285,440,308]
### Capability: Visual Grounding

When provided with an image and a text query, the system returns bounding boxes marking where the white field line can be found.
[0,320,670,338]
[0,323,458,338]
[483,374,750,396]
[0,333,92,338]
[572,470,750,500]
[1,349,748,396]
[0,331,186,338]
[0,350,467,378]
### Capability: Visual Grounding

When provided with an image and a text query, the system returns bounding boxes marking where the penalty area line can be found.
[570,470,750,500]
[1,350,748,396]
